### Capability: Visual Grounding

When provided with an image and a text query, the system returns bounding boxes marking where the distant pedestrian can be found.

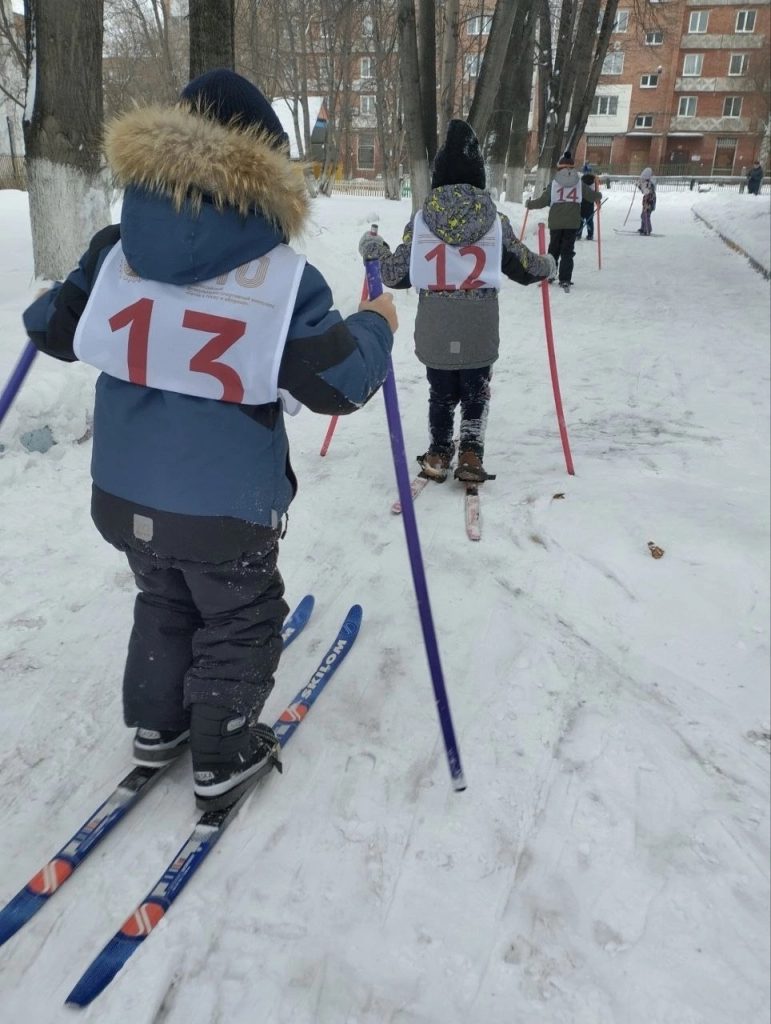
[577,163,597,240]
[747,161,764,195]
[638,167,657,236]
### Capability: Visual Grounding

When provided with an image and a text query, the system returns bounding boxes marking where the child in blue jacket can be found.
[22,70,396,809]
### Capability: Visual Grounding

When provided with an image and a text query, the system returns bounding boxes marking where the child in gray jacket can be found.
[360,120,553,483]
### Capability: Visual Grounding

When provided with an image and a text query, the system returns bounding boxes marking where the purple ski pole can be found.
[0,341,37,427]
[365,258,466,791]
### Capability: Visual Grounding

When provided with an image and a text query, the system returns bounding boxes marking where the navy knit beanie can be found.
[180,68,288,149]
[431,120,486,190]
[557,150,574,168]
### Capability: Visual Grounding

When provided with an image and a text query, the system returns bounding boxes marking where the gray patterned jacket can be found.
[362,184,551,370]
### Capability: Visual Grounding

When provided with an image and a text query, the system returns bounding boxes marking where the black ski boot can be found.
[191,705,281,811]
[133,727,190,766]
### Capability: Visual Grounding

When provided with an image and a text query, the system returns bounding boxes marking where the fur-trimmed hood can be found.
[105,104,309,238]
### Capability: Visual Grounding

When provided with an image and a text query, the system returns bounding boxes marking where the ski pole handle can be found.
[364,259,383,300]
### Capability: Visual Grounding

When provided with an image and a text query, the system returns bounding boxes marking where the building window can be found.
[602,51,625,74]
[683,54,703,76]
[360,57,374,78]
[591,95,619,115]
[723,96,742,117]
[645,30,663,45]
[613,11,629,31]
[640,73,659,87]
[634,114,654,128]
[728,54,749,76]
[688,11,709,33]
[362,15,373,36]
[357,133,375,169]
[468,15,492,35]
[464,53,481,78]
[359,95,375,116]
[678,96,697,117]
[735,10,756,32]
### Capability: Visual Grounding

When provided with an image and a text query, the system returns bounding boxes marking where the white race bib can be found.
[409,211,502,292]
[550,180,581,205]
[74,243,306,411]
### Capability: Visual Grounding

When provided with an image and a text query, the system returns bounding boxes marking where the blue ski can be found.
[0,595,315,949]
[66,604,362,1007]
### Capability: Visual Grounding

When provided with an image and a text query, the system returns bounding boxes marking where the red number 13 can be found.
[109,299,247,401]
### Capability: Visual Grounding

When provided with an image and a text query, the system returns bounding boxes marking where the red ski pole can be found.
[319,272,370,456]
[519,207,530,241]
[321,225,381,457]
[537,222,575,476]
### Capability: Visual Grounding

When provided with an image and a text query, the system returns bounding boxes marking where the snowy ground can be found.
[691,191,771,275]
[0,187,769,1024]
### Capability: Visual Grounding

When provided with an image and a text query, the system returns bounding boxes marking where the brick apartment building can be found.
[574,0,770,175]
[347,0,769,181]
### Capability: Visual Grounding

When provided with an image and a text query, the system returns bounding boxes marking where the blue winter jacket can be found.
[23,104,393,528]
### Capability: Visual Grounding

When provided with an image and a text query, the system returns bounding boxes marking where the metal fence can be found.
[326,178,411,199]
[324,174,768,198]
[3,161,765,197]
[0,155,26,189]
[597,174,770,194]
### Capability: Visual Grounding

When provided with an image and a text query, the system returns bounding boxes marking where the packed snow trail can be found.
[0,189,768,1024]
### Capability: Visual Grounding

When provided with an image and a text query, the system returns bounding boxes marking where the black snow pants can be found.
[548,228,578,284]
[91,486,288,732]
[426,365,492,457]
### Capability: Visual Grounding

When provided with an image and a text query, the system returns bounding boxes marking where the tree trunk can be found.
[485,3,530,195]
[417,0,437,161]
[23,0,110,280]
[189,0,234,79]
[467,0,521,144]
[397,0,429,210]
[564,0,619,156]
[543,0,575,172]
[504,8,536,203]
[438,0,459,139]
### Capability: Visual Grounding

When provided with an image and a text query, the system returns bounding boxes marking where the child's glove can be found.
[358,232,390,261]
[544,254,557,280]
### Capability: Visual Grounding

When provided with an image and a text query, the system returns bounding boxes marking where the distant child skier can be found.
[577,163,598,240]
[525,150,602,290]
[22,70,397,810]
[359,119,554,484]
[638,167,657,235]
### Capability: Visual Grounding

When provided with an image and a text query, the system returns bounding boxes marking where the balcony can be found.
[670,114,749,133]
[680,34,766,49]
[675,76,755,92]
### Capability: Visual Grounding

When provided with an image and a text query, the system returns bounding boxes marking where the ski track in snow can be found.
[0,189,768,1023]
